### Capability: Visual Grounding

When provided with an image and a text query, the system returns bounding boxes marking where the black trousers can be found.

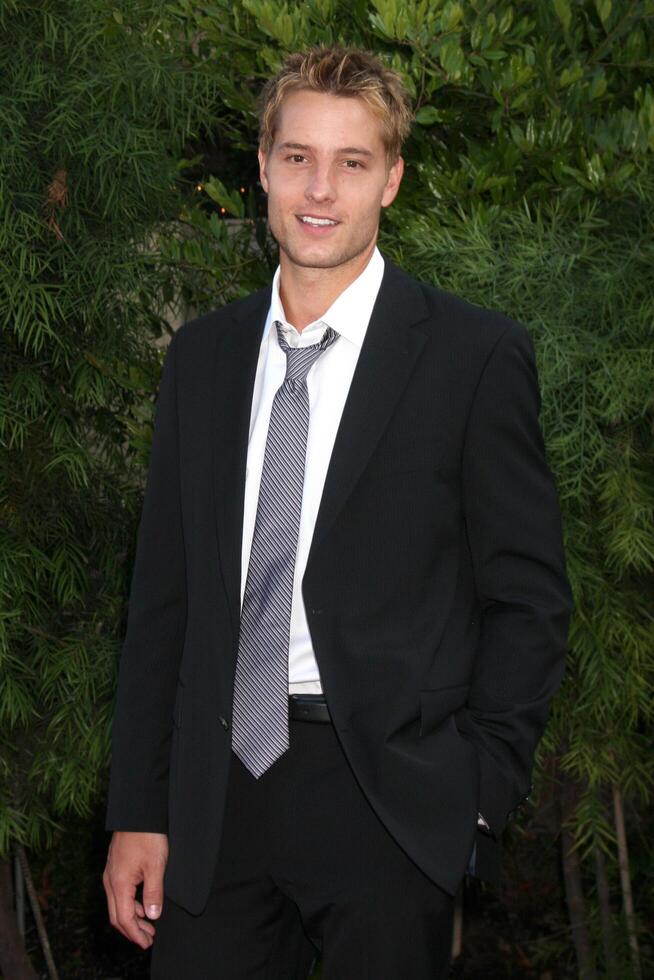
[151,720,454,979]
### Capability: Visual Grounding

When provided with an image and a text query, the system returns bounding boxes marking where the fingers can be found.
[104,832,168,947]
[104,847,145,947]
[135,902,157,939]
[103,867,139,946]
[142,865,165,922]
[114,877,156,948]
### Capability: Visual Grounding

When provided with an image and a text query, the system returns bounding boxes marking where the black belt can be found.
[288,694,331,723]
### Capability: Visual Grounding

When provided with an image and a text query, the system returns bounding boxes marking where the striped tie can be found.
[231,322,339,778]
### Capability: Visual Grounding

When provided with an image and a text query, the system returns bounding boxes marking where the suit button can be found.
[219,715,230,731]
[311,608,323,615]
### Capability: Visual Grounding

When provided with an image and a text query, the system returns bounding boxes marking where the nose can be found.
[305,163,335,204]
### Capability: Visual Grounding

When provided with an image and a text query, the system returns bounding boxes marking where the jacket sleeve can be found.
[458,320,572,837]
[106,331,187,832]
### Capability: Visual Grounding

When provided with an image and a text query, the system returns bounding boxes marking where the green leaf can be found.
[444,2,463,30]
[560,63,584,87]
[511,90,531,110]
[369,0,398,39]
[594,0,612,26]
[439,38,466,78]
[203,177,245,218]
[553,0,571,32]
[178,154,205,170]
[469,53,487,68]
[589,73,607,100]
[470,19,483,49]
[499,6,514,34]
[415,106,442,125]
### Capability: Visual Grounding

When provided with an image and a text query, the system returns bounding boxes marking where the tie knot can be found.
[276,322,339,384]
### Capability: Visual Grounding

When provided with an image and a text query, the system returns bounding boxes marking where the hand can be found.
[103,831,169,948]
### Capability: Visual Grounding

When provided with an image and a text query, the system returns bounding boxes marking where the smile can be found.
[298,215,339,226]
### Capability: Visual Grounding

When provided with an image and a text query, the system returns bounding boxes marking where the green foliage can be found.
[167,0,654,215]
[2,0,652,970]
[0,0,218,850]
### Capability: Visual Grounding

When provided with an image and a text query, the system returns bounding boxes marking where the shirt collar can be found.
[266,246,385,349]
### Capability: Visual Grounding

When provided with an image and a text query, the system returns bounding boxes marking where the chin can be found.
[280,239,373,271]
[287,253,349,270]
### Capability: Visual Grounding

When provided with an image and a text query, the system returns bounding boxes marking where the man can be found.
[104,47,572,979]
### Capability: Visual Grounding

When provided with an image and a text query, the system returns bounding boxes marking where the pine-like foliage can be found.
[0,0,217,850]
[2,0,653,971]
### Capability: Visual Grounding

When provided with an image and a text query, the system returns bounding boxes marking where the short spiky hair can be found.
[258,46,414,162]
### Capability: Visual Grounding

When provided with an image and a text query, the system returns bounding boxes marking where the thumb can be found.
[142,868,164,920]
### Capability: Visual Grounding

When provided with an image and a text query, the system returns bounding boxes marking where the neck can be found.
[278,242,376,332]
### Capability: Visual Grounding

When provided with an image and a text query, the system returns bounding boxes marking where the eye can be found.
[344,160,363,169]
[287,154,307,163]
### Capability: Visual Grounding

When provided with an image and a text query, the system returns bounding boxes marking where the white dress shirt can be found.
[240,247,385,694]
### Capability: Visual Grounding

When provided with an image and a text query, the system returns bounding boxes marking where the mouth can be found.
[296,214,340,230]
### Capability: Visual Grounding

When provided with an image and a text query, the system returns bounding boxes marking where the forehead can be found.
[273,90,385,153]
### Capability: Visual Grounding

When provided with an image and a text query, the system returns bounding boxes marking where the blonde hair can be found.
[258,47,413,162]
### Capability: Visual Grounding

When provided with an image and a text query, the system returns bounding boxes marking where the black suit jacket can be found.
[106,258,572,914]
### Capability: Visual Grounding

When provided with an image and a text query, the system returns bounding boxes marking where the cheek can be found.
[266,188,287,214]
[349,186,384,220]
[268,181,300,211]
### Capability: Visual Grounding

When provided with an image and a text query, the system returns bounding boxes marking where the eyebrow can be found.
[277,141,374,158]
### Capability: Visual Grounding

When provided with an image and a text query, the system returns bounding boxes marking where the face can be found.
[258,90,403,273]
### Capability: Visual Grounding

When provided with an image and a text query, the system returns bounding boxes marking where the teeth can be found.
[300,216,337,226]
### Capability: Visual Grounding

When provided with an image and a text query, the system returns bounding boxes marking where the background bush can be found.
[2,0,652,976]
[0,2,218,976]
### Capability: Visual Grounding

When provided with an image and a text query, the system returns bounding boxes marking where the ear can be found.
[381,156,404,208]
[258,147,269,194]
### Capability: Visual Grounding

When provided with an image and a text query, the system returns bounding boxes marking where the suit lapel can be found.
[212,260,430,632]
[310,260,430,552]
[211,287,270,637]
